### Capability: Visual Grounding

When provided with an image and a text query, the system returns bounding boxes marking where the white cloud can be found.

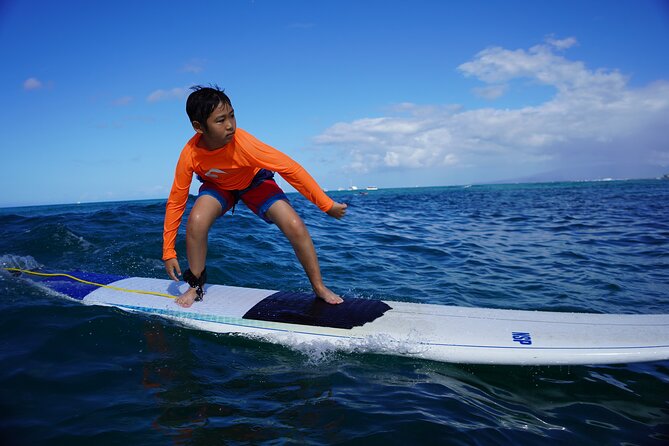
[287,22,316,29]
[545,36,578,51]
[23,77,43,90]
[473,84,507,100]
[112,96,133,106]
[314,38,669,178]
[182,59,205,73]
[147,87,189,102]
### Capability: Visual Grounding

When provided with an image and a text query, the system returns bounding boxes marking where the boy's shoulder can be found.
[234,127,253,140]
[183,133,201,150]
[233,128,267,149]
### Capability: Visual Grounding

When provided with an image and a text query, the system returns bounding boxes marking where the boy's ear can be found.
[192,121,205,134]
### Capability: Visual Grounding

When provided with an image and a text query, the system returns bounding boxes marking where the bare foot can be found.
[314,286,344,305]
[176,287,198,308]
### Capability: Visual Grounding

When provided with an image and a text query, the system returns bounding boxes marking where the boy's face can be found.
[193,102,236,150]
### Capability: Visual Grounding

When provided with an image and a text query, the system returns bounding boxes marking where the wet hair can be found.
[186,85,233,130]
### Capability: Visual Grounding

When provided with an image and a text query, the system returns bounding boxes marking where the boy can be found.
[163,86,347,308]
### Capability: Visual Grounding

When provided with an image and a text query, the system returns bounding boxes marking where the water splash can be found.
[241,328,432,365]
[0,254,41,271]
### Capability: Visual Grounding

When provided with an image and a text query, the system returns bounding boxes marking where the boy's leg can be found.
[177,194,223,308]
[265,200,343,305]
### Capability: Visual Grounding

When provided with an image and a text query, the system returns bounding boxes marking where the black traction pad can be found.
[242,291,393,329]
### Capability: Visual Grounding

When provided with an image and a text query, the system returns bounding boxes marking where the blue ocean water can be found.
[1,179,668,445]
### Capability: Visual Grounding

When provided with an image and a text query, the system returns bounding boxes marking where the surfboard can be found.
[11,269,669,365]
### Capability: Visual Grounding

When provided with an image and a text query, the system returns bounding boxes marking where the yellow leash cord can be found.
[3,267,176,299]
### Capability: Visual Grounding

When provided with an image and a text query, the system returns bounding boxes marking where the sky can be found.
[1,0,668,207]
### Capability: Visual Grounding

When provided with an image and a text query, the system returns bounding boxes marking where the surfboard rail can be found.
[8,268,669,366]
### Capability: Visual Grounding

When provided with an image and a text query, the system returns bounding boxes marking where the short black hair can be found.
[186,85,233,130]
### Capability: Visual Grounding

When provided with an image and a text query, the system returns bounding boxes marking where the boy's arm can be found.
[236,129,336,213]
[162,147,194,265]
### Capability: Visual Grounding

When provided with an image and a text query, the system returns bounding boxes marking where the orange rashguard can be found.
[162,128,334,261]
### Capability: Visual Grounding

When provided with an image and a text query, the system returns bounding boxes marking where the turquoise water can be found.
[1,180,668,445]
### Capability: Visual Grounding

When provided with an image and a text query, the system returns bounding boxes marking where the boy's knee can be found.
[283,217,308,239]
[187,212,212,236]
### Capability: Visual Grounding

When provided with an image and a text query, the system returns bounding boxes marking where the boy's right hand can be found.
[327,202,348,219]
[164,258,182,281]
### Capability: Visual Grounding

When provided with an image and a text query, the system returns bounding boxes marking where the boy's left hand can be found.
[164,258,182,282]
[327,202,348,219]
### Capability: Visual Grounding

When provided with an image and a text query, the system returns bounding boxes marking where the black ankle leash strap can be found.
[183,268,207,301]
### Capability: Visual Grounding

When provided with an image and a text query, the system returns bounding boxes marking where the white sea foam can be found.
[0,254,41,271]
[56,227,93,250]
[242,328,430,364]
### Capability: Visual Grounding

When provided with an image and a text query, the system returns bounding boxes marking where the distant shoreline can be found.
[1,177,666,211]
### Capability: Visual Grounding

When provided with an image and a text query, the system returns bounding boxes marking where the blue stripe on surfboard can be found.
[38,272,127,300]
[99,303,669,351]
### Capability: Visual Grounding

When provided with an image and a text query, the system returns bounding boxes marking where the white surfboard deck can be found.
[31,274,669,365]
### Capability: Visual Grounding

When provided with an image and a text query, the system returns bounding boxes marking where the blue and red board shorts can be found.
[198,169,288,224]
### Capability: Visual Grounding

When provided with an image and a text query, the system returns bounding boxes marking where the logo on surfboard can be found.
[512,332,532,345]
